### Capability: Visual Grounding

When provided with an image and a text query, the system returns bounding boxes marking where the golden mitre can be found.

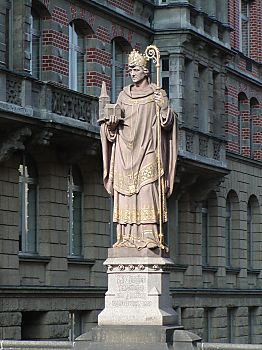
[128,49,148,67]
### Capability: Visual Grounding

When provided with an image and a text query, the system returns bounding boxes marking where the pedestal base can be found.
[98,248,178,326]
[74,325,186,350]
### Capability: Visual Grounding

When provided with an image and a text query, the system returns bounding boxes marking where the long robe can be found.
[100,84,177,249]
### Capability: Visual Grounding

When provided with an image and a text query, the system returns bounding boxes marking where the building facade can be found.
[0,0,261,344]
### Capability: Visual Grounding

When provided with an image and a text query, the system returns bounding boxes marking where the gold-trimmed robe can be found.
[100,84,177,249]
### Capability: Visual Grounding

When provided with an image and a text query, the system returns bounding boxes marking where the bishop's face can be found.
[128,65,146,84]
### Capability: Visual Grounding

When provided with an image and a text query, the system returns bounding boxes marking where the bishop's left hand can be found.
[154,91,167,109]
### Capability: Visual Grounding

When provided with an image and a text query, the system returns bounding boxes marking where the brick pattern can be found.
[38,1,135,94]
[42,55,68,75]
[107,0,134,15]
[42,30,69,51]
[225,83,262,160]
[229,0,262,64]
[86,48,111,67]
[52,6,68,26]
[86,71,111,87]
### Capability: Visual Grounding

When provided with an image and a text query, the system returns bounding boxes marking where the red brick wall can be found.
[225,81,262,160]
[228,0,262,63]
[107,0,134,15]
[38,0,143,93]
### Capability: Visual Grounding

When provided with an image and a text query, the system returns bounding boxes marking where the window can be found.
[30,8,41,79]
[0,1,12,67]
[19,154,38,253]
[248,307,256,343]
[161,57,169,98]
[111,39,130,103]
[240,0,250,56]
[247,200,253,269]
[227,308,236,343]
[69,22,85,92]
[69,311,83,341]
[68,165,83,256]
[203,308,213,342]
[247,195,260,270]
[202,201,209,266]
[198,64,209,132]
[225,197,233,268]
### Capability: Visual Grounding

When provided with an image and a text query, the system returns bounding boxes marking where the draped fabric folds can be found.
[100,84,177,249]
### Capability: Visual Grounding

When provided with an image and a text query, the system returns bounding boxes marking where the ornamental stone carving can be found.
[52,90,92,122]
[6,78,22,106]
[213,141,221,160]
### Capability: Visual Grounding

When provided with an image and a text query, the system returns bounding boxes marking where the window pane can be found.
[19,182,23,251]
[69,23,85,92]
[162,77,169,98]
[77,50,85,93]
[72,191,82,255]
[162,58,169,71]
[27,183,37,252]
[202,209,208,266]
[112,40,125,102]
[226,199,231,267]
[115,66,124,99]
[247,202,252,269]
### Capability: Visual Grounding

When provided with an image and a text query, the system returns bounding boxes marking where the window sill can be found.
[247,268,260,275]
[202,266,218,273]
[67,256,95,266]
[226,267,241,275]
[18,253,51,264]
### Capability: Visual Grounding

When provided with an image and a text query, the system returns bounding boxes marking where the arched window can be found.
[111,37,131,102]
[225,196,232,267]
[247,195,260,270]
[19,154,38,253]
[247,200,253,269]
[68,165,83,256]
[225,191,240,269]
[30,0,50,79]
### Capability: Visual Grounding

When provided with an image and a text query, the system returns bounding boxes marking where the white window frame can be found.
[69,22,86,92]
[239,0,250,56]
[69,311,83,341]
[19,154,38,254]
[30,9,41,79]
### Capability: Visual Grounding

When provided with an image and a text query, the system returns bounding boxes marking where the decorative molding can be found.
[52,89,92,123]
[6,78,22,106]
[0,127,32,162]
[33,130,53,146]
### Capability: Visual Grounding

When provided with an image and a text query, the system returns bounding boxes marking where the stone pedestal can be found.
[98,247,179,326]
[74,248,185,350]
